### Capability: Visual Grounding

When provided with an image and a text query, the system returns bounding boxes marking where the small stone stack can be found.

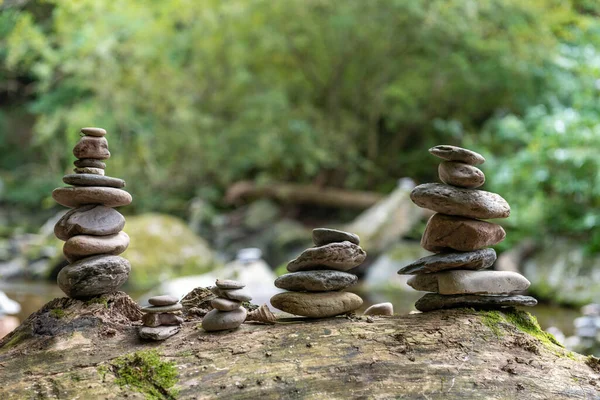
[398,145,537,312]
[270,228,365,318]
[139,295,183,340]
[52,127,132,299]
[202,279,251,332]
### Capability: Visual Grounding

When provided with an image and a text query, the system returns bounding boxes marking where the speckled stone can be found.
[148,295,179,306]
[429,145,485,165]
[398,249,497,275]
[275,270,358,292]
[63,231,129,262]
[63,174,125,188]
[211,298,242,311]
[215,279,245,290]
[142,312,183,327]
[52,187,132,208]
[287,241,367,272]
[142,303,183,314]
[415,293,537,312]
[74,159,106,169]
[363,302,393,316]
[80,127,107,137]
[73,136,110,160]
[74,167,105,176]
[57,255,130,299]
[270,291,363,318]
[438,161,485,189]
[54,205,125,241]
[201,307,247,332]
[312,228,360,246]
[138,325,180,341]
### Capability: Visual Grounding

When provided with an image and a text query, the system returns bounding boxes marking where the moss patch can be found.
[50,308,65,318]
[110,350,179,400]
[478,309,563,348]
[85,297,108,308]
[586,355,600,373]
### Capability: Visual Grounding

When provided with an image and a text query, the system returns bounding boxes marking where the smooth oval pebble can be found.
[415,293,537,312]
[73,136,110,159]
[312,228,360,246]
[270,291,363,318]
[436,270,530,295]
[148,295,179,306]
[221,288,252,302]
[54,205,125,241]
[364,302,393,316]
[138,326,180,341]
[215,279,245,290]
[407,275,439,292]
[57,255,130,299]
[429,145,485,165]
[74,167,105,176]
[438,161,485,189]
[202,307,247,332]
[52,187,132,208]
[142,303,183,313]
[211,298,242,311]
[398,249,497,275]
[287,241,367,272]
[275,270,358,292]
[142,313,183,327]
[63,174,125,188]
[81,127,107,137]
[63,231,129,262]
[74,159,106,169]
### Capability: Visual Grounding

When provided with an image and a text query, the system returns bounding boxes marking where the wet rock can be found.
[287,241,367,272]
[415,293,537,312]
[57,255,130,298]
[270,291,363,318]
[201,307,247,331]
[138,325,180,341]
[421,214,506,252]
[429,145,485,165]
[63,174,125,188]
[73,136,110,159]
[54,205,125,241]
[438,161,485,189]
[63,231,130,262]
[148,295,179,306]
[211,298,242,311]
[398,249,497,275]
[275,270,358,292]
[52,187,132,208]
[312,228,360,246]
[364,302,393,316]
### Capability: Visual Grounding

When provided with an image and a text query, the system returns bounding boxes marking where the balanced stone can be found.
[57,255,130,298]
[438,161,485,189]
[421,213,506,252]
[63,231,129,262]
[270,291,363,318]
[74,167,105,176]
[139,326,180,341]
[434,270,530,295]
[63,174,126,188]
[74,159,106,169]
[220,288,252,302]
[364,302,393,316]
[52,187,132,208]
[398,248,497,275]
[410,183,510,219]
[429,145,485,165]
[407,275,439,292]
[142,303,183,313]
[73,136,110,160]
[81,127,107,137]
[312,228,360,246]
[211,298,242,311]
[415,293,538,312]
[275,270,358,292]
[148,295,179,306]
[215,279,245,290]
[54,205,125,241]
[142,313,183,327]
[287,241,367,272]
[202,307,247,332]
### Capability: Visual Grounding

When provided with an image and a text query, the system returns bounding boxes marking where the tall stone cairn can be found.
[398,145,537,312]
[52,127,132,299]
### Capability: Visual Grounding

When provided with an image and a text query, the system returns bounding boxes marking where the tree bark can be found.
[0,292,598,399]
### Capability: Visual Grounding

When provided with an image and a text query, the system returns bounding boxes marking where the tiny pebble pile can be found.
[202,279,250,332]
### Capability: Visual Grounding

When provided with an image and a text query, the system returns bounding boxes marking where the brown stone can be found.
[429,145,485,165]
[54,205,125,241]
[270,291,363,318]
[63,174,125,188]
[63,231,129,262]
[438,161,485,189]
[73,167,105,175]
[52,187,132,208]
[73,136,110,160]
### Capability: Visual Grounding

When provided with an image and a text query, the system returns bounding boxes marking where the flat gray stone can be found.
[202,307,247,332]
[410,183,510,219]
[364,302,393,316]
[215,279,245,290]
[287,241,367,272]
[142,312,183,327]
[74,167,104,175]
[407,275,439,292]
[54,205,125,241]
[437,270,530,295]
[74,159,106,169]
[421,213,506,252]
[63,174,125,188]
[270,291,363,318]
[148,295,179,306]
[415,293,537,312]
[211,298,242,311]
[52,187,132,208]
[275,270,358,292]
[429,145,485,165]
[142,303,183,313]
[312,228,360,246]
[398,249,497,275]
[220,288,252,302]
[438,161,485,189]
[81,127,107,137]
[63,231,129,262]
[57,255,130,299]
[138,325,180,341]
[73,136,110,159]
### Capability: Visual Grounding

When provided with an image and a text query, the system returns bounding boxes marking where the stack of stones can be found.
[398,145,537,312]
[202,279,251,332]
[52,127,132,299]
[139,295,183,341]
[270,228,365,318]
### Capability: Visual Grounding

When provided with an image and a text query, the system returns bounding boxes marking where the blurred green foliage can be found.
[0,0,599,250]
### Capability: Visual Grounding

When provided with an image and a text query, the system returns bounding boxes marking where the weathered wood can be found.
[0,292,598,399]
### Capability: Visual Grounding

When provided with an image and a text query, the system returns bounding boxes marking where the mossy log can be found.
[0,292,599,399]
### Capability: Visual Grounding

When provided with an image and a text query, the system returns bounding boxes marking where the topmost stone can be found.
[81,127,107,137]
[429,145,485,166]
[312,228,360,246]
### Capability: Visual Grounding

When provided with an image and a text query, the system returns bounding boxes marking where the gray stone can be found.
[410,183,510,219]
[148,295,179,306]
[211,298,241,311]
[63,231,129,262]
[73,136,110,159]
[398,249,497,275]
[421,213,506,253]
[74,167,105,175]
[312,228,360,246]
[215,279,245,290]
[436,270,530,295]
[364,302,393,316]
[270,291,363,318]
[438,161,485,189]
[221,288,252,302]
[57,255,130,299]
[202,307,247,332]
[142,303,183,313]
[407,275,439,292]
[54,205,125,241]
[429,145,485,165]
[415,293,538,312]
[74,159,106,169]
[52,187,132,208]
[275,270,358,292]
[142,312,183,327]
[63,174,125,189]
[81,127,107,137]
[138,325,180,341]
[287,241,367,272]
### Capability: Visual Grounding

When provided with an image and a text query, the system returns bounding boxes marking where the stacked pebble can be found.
[398,145,537,312]
[270,228,365,318]
[202,279,251,332]
[52,128,132,299]
[139,295,183,341]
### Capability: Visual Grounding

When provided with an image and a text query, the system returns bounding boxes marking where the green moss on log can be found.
[479,309,563,348]
[50,308,65,318]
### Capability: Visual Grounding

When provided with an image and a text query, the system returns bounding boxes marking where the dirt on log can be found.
[0,292,599,399]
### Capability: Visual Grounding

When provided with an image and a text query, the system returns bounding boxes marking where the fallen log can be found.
[0,292,598,399]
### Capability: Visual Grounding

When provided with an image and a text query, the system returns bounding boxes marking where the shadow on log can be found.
[0,292,599,399]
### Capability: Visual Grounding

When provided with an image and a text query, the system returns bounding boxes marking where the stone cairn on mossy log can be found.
[139,295,183,340]
[203,279,251,331]
[52,127,132,299]
[398,145,537,312]
[271,228,365,317]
